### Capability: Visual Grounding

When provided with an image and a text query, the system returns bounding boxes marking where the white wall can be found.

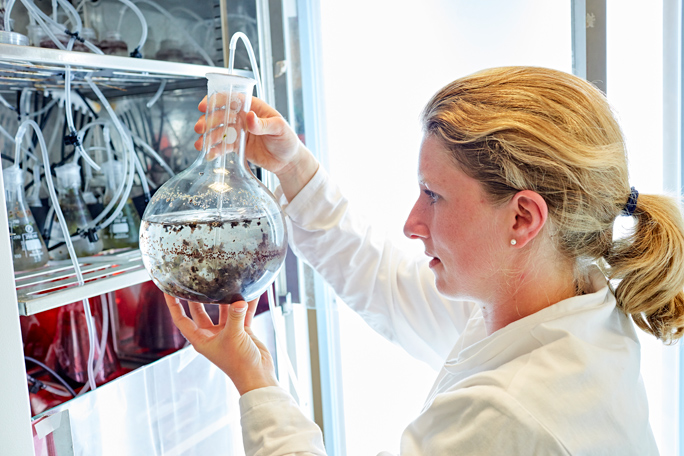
[318,1,573,454]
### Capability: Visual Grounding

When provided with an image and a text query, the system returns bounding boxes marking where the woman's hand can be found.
[194,96,319,201]
[164,294,279,396]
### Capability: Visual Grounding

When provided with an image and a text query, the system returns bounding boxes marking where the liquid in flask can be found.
[100,160,141,251]
[48,163,103,260]
[3,166,49,272]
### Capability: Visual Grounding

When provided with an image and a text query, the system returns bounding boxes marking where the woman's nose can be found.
[403,203,428,240]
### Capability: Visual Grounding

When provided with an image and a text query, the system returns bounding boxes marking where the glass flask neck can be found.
[198,73,257,173]
[54,163,83,192]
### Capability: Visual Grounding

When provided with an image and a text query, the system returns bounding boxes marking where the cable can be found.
[25,356,77,398]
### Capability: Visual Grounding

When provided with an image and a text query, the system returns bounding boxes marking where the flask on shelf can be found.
[100,160,141,251]
[139,72,288,305]
[110,281,187,361]
[99,30,128,56]
[48,162,103,260]
[3,166,50,272]
[154,38,184,63]
[45,298,120,385]
[73,27,98,52]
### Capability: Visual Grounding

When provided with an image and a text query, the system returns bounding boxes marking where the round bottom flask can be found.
[139,73,288,304]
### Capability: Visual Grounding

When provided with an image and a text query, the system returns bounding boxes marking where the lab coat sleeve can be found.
[240,386,327,456]
[400,386,571,455]
[279,167,477,369]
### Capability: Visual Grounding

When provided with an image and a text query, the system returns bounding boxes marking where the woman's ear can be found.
[508,190,548,248]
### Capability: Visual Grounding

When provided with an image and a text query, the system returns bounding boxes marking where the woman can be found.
[164,67,684,455]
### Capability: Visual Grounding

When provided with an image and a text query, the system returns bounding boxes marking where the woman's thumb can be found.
[247,111,283,137]
[228,301,249,331]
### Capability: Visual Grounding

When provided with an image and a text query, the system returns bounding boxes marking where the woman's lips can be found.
[429,257,441,268]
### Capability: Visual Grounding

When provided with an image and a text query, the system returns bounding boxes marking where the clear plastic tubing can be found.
[115,0,148,54]
[130,0,214,66]
[85,74,137,232]
[131,134,175,177]
[17,119,98,393]
[75,120,131,230]
[228,32,263,100]
[75,121,128,229]
[146,80,166,108]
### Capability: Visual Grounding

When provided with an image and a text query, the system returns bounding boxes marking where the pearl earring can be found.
[510,239,517,246]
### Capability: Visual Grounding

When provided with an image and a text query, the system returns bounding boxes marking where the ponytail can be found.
[604,194,684,344]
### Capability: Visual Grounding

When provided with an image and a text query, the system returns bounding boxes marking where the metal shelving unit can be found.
[0,2,312,454]
[0,42,253,456]
[16,250,148,316]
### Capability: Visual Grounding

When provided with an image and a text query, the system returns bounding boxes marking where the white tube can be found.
[21,0,102,54]
[27,98,58,118]
[45,107,64,160]
[27,160,42,207]
[91,295,109,380]
[228,31,263,99]
[169,6,204,23]
[17,119,98,393]
[115,0,148,55]
[0,93,15,111]
[64,64,101,171]
[4,0,14,31]
[76,120,129,230]
[131,0,214,66]
[85,75,136,231]
[131,146,151,200]
[20,0,67,50]
[132,135,175,177]
[146,80,166,108]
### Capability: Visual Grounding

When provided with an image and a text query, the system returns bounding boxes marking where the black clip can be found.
[27,375,44,394]
[129,47,143,59]
[85,227,99,243]
[64,29,85,43]
[64,132,80,146]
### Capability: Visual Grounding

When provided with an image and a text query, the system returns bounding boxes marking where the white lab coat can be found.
[239,167,659,456]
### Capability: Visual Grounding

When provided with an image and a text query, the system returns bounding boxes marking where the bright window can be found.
[318,1,572,454]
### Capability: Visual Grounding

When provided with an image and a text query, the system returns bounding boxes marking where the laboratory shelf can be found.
[0,42,250,95]
[15,249,150,316]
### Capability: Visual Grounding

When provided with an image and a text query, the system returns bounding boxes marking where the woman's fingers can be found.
[194,114,206,134]
[187,300,215,328]
[164,294,199,339]
[245,298,259,327]
[218,303,230,326]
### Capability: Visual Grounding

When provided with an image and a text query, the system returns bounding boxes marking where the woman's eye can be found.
[423,189,439,204]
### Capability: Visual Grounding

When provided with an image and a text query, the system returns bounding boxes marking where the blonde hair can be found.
[421,66,684,344]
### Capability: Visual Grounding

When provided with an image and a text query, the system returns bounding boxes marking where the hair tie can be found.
[622,187,639,216]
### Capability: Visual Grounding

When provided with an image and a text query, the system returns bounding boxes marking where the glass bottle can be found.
[3,166,49,272]
[99,30,128,56]
[100,160,141,251]
[154,38,184,63]
[139,72,288,304]
[45,299,120,385]
[48,163,103,260]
